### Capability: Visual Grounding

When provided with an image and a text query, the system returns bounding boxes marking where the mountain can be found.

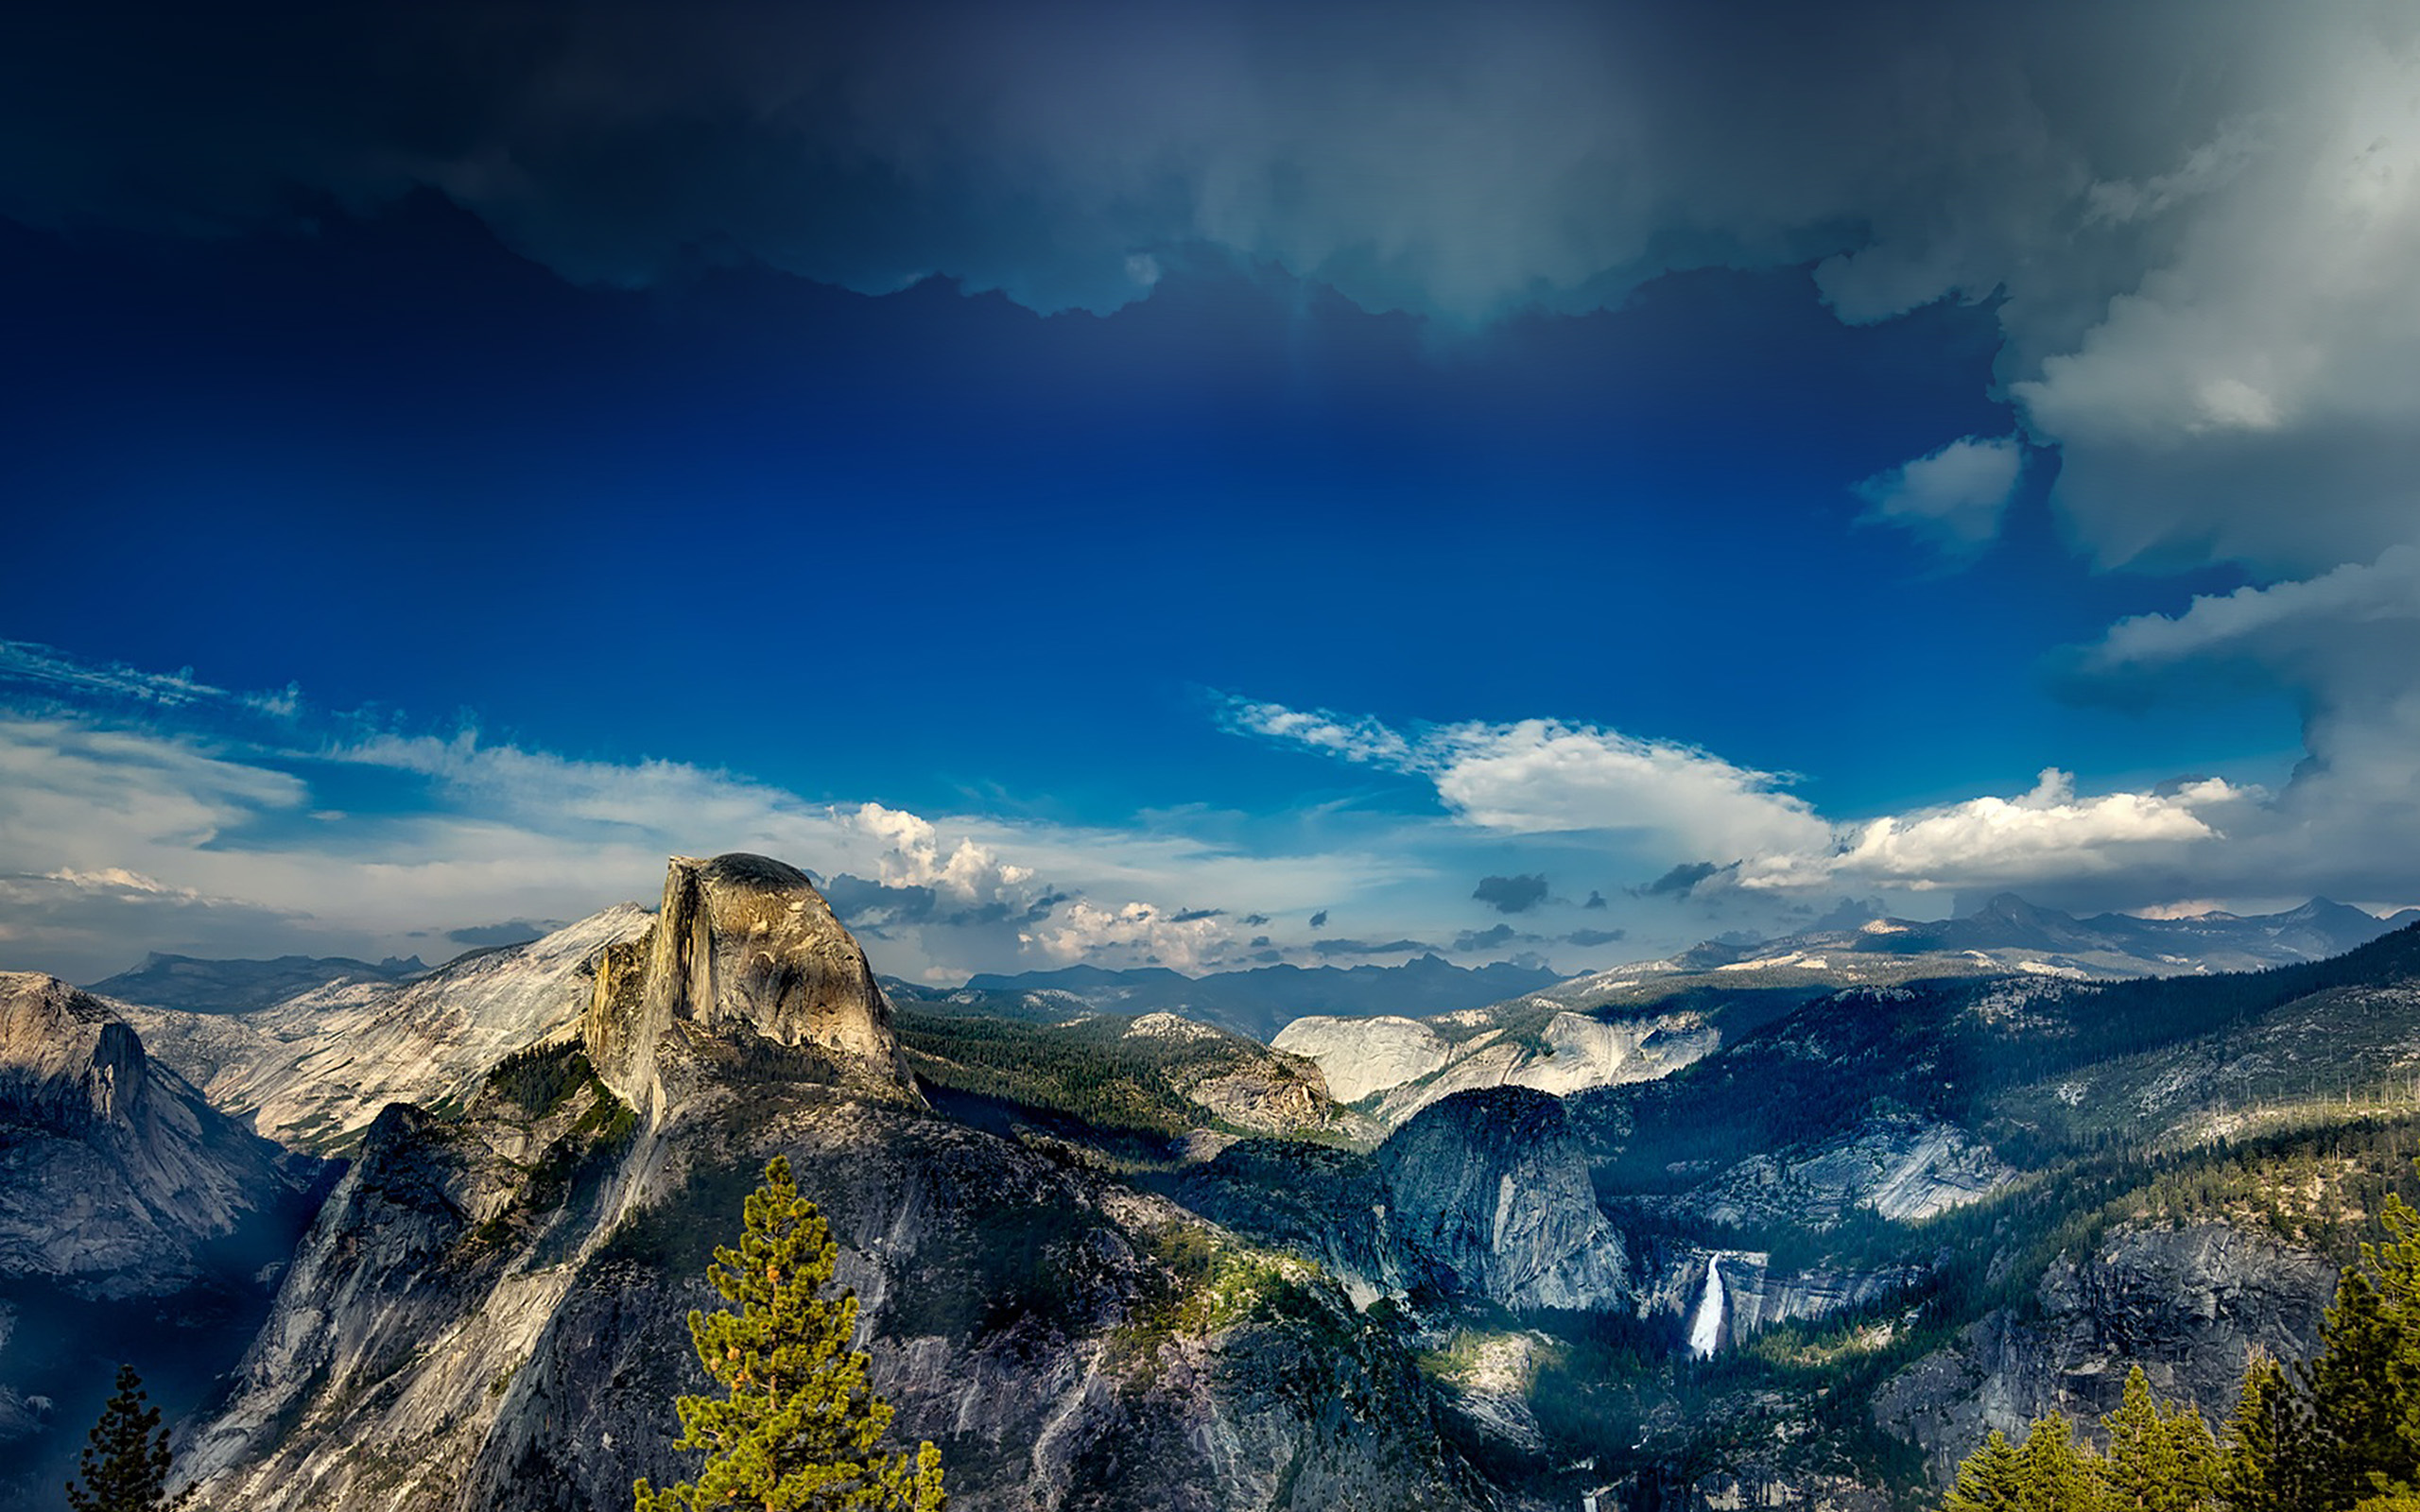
[174,856,1485,1512]
[0,974,327,1511]
[112,906,651,1152]
[0,974,318,1297]
[85,952,425,1016]
[933,954,1564,1040]
[898,1007,1381,1152]
[1658,892,2411,981]
[19,856,2420,1512]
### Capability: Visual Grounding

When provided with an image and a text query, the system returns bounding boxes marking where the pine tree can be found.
[2281,1191,2420,1512]
[2102,1366,2216,1512]
[2221,1356,2299,1512]
[64,1365,181,1512]
[2014,1413,2097,1512]
[633,1155,947,1512]
[1945,1428,2028,1512]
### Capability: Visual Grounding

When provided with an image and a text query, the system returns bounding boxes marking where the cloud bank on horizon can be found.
[6,1,2420,977]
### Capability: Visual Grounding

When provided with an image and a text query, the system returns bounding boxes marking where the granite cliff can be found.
[178,854,1487,1512]
[0,972,308,1297]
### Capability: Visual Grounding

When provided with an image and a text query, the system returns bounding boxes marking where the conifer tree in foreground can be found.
[634,1155,946,1512]
[1939,1180,2420,1512]
[65,1364,182,1512]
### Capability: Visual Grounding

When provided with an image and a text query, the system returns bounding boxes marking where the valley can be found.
[7,855,2419,1511]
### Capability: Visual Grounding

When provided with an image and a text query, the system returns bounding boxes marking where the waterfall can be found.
[1687,1258,1724,1358]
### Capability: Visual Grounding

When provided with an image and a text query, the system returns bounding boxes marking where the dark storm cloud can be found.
[1453,922,1541,952]
[1805,896,1889,931]
[1563,927,1626,947]
[444,919,556,948]
[1634,861,1721,899]
[821,872,1054,931]
[1168,907,1223,922]
[0,1,2313,329]
[1471,873,1548,915]
[1309,936,1437,958]
[1241,913,1270,927]
[19,0,2420,598]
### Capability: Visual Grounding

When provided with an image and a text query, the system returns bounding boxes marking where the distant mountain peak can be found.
[1972,892,2060,922]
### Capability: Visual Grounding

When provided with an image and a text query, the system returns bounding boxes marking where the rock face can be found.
[1873,1221,2338,1480]
[1688,1118,2012,1230]
[117,906,651,1152]
[1271,1016,1449,1104]
[1274,1007,1719,1129]
[1635,1248,1926,1352]
[1190,1086,1634,1314]
[0,973,306,1297]
[1375,1087,1632,1311]
[179,855,1486,1512]
[585,854,911,1121]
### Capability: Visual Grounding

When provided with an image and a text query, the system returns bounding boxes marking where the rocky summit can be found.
[167,856,1482,1512]
[9,856,2420,1512]
[585,853,914,1121]
[0,972,307,1297]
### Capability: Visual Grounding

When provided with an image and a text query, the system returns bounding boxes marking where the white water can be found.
[1687,1259,1724,1358]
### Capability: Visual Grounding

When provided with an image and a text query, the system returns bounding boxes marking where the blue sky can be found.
[3,1,2414,985]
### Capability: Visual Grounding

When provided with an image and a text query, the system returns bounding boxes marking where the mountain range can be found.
[6,862,2420,1510]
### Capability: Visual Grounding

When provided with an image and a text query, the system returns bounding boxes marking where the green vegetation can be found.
[894,1008,1322,1142]
[65,1365,185,1512]
[1938,1182,2420,1512]
[633,1155,946,1512]
[896,1010,1205,1136]
[484,1040,596,1119]
[1121,1223,1323,1345]
[466,1045,639,1254]
[1936,1371,2215,1512]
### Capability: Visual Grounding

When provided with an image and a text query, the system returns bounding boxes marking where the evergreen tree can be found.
[2299,1193,2420,1510]
[2103,1366,2216,1512]
[633,1155,947,1512]
[64,1365,181,1512]
[2014,1413,2096,1512]
[1945,1429,2028,1512]
[2220,1355,2299,1512]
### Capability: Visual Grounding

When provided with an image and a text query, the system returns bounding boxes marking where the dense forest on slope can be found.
[893,1007,1353,1147]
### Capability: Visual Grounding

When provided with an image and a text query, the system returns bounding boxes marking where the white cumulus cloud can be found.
[1224,697,1830,862]
[1853,435,2026,556]
[1758,768,2252,894]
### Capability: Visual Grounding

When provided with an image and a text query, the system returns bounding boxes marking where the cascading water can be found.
[1687,1258,1724,1358]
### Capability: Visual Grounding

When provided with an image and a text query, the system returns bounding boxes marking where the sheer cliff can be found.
[178,854,1488,1512]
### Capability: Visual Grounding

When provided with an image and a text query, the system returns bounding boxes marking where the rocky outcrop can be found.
[1636,1247,1925,1352]
[1177,1086,1634,1314]
[179,853,1485,1512]
[117,905,651,1152]
[0,973,310,1297]
[1374,1087,1631,1311]
[1688,1118,2011,1230]
[584,854,912,1122]
[1275,1007,1720,1130]
[1271,1016,1450,1104]
[1873,1221,2338,1481]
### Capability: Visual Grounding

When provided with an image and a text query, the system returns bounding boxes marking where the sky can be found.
[4,0,2419,986]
